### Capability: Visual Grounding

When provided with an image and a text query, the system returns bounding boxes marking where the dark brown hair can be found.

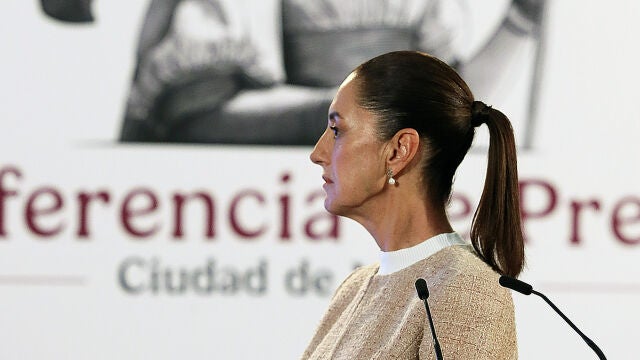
[353,51,524,277]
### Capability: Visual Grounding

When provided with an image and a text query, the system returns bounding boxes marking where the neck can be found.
[351,189,453,252]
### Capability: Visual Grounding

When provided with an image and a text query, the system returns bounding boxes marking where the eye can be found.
[329,125,339,138]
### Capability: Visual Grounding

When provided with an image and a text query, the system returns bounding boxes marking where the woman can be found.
[302,51,524,359]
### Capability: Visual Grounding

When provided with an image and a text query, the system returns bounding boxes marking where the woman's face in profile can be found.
[310,74,389,218]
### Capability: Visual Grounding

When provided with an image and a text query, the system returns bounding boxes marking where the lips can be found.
[322,175,333,184]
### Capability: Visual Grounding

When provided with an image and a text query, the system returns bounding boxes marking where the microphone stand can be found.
[420,296,443,360]
[531,289,606,360]
[500,275,606,360]
[415,279,443,360]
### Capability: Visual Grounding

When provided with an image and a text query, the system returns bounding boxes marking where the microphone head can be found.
[499,275,533,295]
[415,278,429,300]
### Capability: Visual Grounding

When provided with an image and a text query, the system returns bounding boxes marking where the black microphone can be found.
[415,278,443,360]
[498,275,533,295]
[499,275,607,360]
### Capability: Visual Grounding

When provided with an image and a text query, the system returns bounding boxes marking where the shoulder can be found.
[299,263,379,359]
[331,263,378,302]
[427,245,514,311]
[316,263,379,324]
[429,245,506,293]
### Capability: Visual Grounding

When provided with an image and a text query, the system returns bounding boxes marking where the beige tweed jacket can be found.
[301,245,518,359]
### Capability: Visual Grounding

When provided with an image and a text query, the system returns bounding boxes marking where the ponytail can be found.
[470,105,525,277]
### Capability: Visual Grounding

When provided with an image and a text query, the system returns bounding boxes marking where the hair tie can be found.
[471,101,491,127]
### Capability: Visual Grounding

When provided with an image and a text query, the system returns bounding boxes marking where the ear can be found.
[386,128,420,175]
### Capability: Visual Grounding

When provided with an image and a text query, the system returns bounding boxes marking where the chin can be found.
[323,197,339,214]
[323,198,336,214]
[323,198,350,218]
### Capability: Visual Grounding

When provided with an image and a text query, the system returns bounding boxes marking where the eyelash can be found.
[329,125,339,138]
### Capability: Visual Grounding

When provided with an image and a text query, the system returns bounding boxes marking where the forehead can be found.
[328,74,382,141]
[329,73,361,121]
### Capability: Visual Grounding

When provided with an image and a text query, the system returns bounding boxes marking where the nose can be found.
[310,129,329,165]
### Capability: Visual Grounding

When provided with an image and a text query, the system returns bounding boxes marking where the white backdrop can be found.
[1,1,639,359]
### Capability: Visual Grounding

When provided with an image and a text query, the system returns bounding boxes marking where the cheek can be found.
[334,149,376,191]
[330,149,352,191]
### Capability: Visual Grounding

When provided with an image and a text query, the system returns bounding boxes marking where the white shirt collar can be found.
[377,232,466,275]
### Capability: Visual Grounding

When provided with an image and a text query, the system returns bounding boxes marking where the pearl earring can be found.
[386,169,396,185]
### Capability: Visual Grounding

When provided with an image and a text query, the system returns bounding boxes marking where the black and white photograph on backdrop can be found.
[43,0,546,147]
[1,0,639,359]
